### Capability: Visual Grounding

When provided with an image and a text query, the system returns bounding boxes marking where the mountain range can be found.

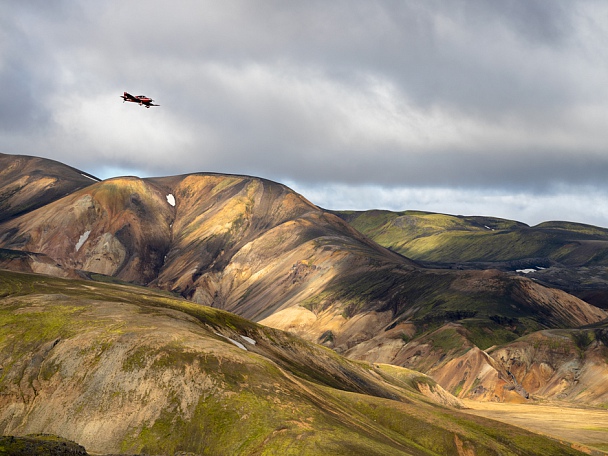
[337,209,608,308]
[0,152,606,455]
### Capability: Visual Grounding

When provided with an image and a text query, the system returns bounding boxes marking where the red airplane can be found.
[120,92,159,108]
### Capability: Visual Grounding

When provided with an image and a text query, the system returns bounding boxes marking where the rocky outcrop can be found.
[488,329,608,406]
[0,435,88,456]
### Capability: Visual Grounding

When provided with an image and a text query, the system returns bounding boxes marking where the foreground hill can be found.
[2,269,589,455]
[0,153,606,408]
[0,435,87,456]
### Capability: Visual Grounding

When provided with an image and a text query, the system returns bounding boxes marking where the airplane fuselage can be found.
[121,92,159,108]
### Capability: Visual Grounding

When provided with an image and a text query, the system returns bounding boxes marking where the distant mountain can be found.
[336,209,608,308]
[1,269,583,456]
[0,153,607,413]
[336,209,608,266]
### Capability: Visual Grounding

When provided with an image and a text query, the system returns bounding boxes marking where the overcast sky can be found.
[3,1,608,227]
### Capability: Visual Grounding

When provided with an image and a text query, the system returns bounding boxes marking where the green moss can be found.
[121,345,150,372]
[301,292,333,314]
[0,269,587,456]
[0,303,83,350]
[340,209,608,266]
[461,319,520,350]
[124,380,315,455]
[151,342,199,370]
[211,176,243,195]
[571,330,594,352]
[452,378,466,396]
[0,435,85,456]
[427,327,468,353]
[39,359,61,381]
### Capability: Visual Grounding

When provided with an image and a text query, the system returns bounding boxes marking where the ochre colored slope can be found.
[0,157,606,408]
[0,152,98,223]
[0,177,173,283]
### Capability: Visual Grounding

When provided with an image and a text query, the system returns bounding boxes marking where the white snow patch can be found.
[81,173,100,182]
[214,332,247,350]
[516,269,537,274]
[478,362,495,377]
[75,230,91,251]
[240,335,256,345]
[166,194,176,206]
[225,337,247,350]
[484,225,494,231]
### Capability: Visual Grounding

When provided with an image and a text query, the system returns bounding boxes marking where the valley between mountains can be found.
[1,152,607,455]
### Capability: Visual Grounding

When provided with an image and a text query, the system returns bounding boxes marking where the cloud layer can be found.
[3,1,608,226]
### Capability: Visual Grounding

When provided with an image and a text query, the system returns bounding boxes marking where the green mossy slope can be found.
[0,270,585,455]
[338,210,608,266]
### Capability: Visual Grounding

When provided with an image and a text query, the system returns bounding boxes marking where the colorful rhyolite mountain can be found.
[0,152,607,454]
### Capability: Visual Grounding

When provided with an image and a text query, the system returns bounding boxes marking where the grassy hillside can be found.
[337,210,608,266]
[337,209,608,310]
[0,270,587,455]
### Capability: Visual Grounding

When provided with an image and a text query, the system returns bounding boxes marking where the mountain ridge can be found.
[0,153,99,223]
[1,152,607,410]
[336,208,608,310]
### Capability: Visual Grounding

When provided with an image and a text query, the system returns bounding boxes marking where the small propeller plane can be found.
[120,92,159,108]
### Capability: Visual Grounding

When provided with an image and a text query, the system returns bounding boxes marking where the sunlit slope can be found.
[0,176,174,283]
[2,173,603,339]
[265,265,606,349]
[0,173,409,295]
[0,153,98,223]
[347,318,608,406]
[302,267,608,403]
[0,156,606,407]
[0,270,586,456]
[338,210,608,266]
[146,174,411,321]
[486,325,608,406]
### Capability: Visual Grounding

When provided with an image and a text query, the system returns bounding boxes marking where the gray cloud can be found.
[2,1,608,226]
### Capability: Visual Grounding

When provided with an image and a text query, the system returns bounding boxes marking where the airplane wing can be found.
[121,92,138,102]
